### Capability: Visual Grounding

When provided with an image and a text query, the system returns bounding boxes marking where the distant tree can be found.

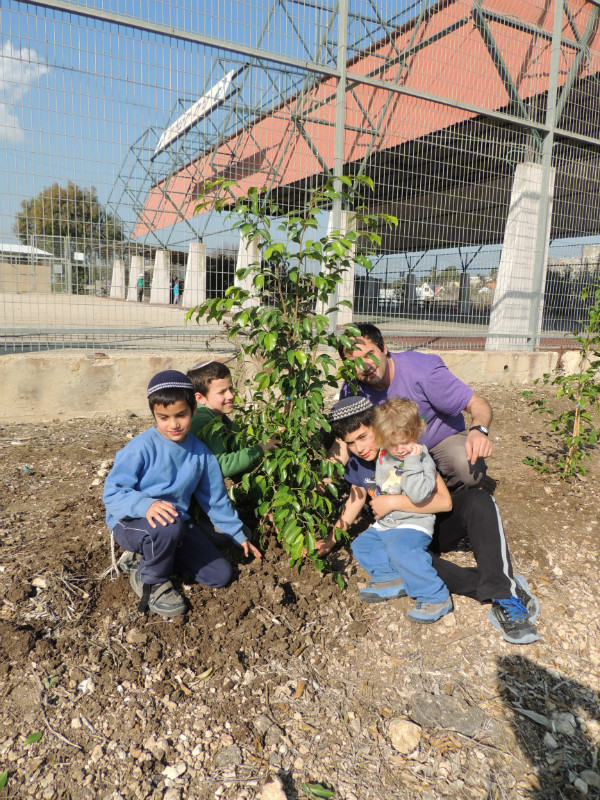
[439,265,459,284]
[14,182,126,263]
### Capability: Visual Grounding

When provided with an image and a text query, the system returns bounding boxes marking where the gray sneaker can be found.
[488,597,539,645]
[118,550,140,575]
[129,571,186,617]
[359,577,407,603]
[408,596,453,624]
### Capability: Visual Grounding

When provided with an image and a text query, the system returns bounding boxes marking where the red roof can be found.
[133,0,600,237]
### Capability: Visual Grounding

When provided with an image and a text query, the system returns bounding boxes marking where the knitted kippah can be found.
[147,370,194,398]
[188,359,217,371]
[328,395,374,421]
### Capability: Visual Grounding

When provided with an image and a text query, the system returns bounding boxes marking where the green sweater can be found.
[190,405,263,480]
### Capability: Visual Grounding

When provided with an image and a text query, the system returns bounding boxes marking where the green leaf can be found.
[264,332,277,351]
[0,770,7,789]
[25,732,43,745]
[302,781,335,799]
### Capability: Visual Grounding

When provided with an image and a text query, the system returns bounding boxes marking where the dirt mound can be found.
[0,386,599,799]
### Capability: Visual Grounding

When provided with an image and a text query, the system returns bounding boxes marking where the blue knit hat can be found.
[147,370,194,398]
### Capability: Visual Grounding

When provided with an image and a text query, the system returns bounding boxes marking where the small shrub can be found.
[188,176,396,570]
[523,284,600,479]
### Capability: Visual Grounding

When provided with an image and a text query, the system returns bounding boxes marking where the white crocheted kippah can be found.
[328,395,374,421]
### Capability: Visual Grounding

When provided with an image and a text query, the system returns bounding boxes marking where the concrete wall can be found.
[0,261,52,293]
[0,349,567,422]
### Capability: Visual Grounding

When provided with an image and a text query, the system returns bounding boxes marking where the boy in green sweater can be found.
[187,360,279,480]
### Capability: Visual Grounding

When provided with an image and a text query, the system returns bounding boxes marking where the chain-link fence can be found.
[2,0,600,353]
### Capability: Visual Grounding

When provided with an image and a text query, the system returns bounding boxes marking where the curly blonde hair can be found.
[372,397,426,446]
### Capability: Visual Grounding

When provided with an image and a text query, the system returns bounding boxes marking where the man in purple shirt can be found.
[338,323,494,493]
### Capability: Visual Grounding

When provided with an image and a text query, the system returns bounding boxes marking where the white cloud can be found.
[0,40,49,143]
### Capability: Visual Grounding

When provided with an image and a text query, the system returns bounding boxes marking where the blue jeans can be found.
[351,526,449,604]
[113,516,232,588]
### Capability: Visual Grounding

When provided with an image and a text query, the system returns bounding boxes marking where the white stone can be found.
[259,776,288,800]
[388,718,422,754]
[162,763,186,780]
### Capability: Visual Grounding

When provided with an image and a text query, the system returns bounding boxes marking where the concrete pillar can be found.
[486,162,555,351]
[127,255,145,302]
[235,234,261,307]
[182,241,206,309]
[150,249,171,305]
[109,259,126,300]
[325,209,354,327]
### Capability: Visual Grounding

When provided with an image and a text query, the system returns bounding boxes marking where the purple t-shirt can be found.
[340,351,473,451]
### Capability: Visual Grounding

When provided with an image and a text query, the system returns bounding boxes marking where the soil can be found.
[0,384,599,800]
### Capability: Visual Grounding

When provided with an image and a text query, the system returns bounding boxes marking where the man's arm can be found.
[370,472,452,519]
[315,485,367,555]
[464,392,494,464]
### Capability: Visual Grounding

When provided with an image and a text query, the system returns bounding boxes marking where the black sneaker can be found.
[488,597,539,644]
[513,574,540,622]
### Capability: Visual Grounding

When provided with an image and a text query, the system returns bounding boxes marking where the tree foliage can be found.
[14,182,126,260]
[188,176,397,574]
[523,284,600,479]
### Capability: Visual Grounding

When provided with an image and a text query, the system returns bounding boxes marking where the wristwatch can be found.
[469,425,489,436]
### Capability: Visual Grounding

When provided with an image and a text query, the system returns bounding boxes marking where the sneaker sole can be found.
[487,610,539,644]
[359,590,407,603]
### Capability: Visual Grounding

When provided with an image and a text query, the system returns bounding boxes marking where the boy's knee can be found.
[208,558,233,588]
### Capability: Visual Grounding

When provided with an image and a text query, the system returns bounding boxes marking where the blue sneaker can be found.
[513,574,540,623]
[407,597,453,624]
[488,597,539,644]
[359,578,407,604]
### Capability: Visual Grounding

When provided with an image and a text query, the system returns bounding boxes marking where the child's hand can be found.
[260,436,281,452]
[405,442,423,456]
[240,540,262,559]
[370,494,407,519]
[314,533,337,556]
[146,501,178,528]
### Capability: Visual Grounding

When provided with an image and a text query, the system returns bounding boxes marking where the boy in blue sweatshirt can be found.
[103,370,261,618]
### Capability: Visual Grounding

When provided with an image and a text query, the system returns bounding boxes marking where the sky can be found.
[1,0,599,268]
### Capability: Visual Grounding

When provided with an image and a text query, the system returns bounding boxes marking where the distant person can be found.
[173,280,180,304]
[103,370,260,618]
[136,274,144,303]
[318,396,540,645]
[337,322,493,493]
[350,397,453,624]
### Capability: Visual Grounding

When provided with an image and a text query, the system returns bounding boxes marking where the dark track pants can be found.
[430,488,518,602]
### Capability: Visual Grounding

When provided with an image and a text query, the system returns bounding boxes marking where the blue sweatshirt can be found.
[103,427,246,544]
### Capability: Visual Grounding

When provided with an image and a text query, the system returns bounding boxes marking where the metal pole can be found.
[327,0,348,333]
[526,0,563,351]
